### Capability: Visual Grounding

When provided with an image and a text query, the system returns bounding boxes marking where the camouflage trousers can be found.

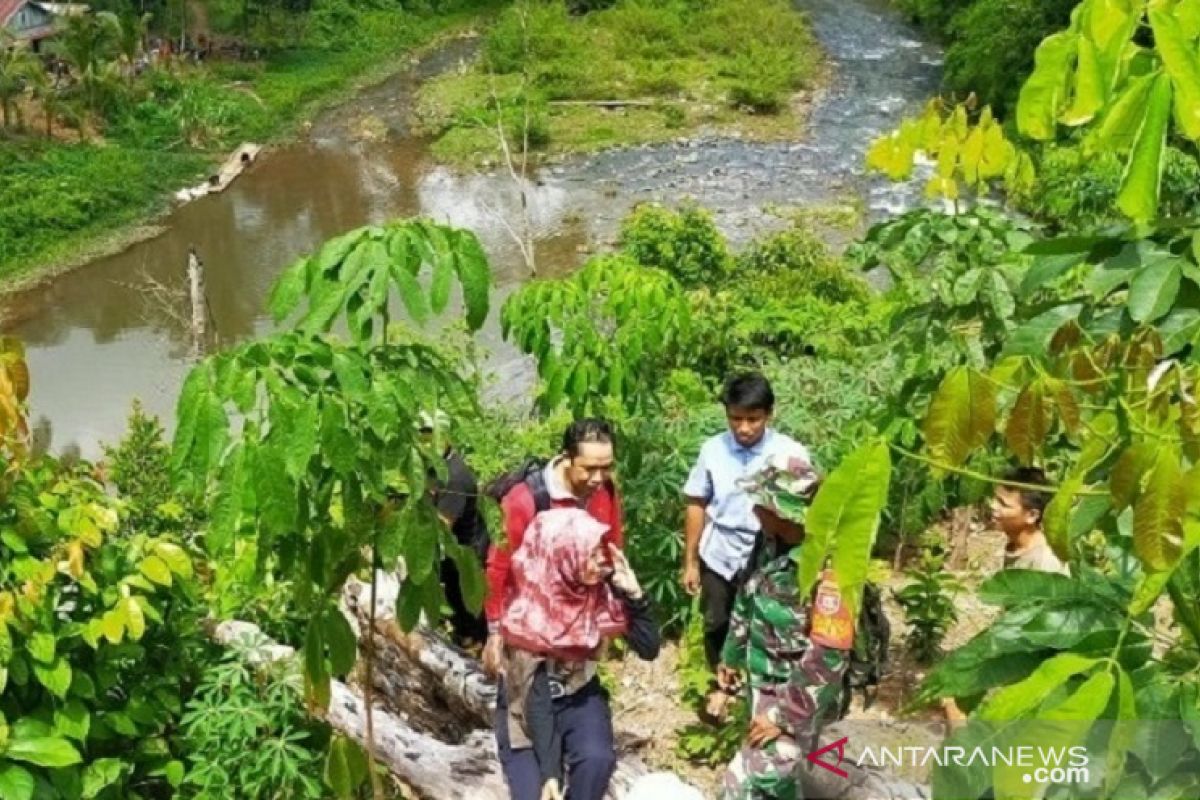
[718,686,807,800]
[719,734,804,800]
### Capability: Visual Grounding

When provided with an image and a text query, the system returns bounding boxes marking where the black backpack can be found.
[838,582,890,718]
[483,458,554,514]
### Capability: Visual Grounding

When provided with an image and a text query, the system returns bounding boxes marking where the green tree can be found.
[501,254,692,415]
[0,36,38,130]
[1015,0,1200,220]
[172,218,492,799]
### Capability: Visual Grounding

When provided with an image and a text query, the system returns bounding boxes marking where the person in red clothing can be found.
[483,418,650,800]
[482,418,625,674]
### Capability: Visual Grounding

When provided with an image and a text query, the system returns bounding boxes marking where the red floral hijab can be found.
[500,507,629,661]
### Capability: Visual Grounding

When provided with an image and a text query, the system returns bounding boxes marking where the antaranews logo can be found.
[805,737,1091,787]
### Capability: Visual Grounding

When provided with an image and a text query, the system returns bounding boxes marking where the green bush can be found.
[893,0,971,33]
[735,226,870,304]
[619,203,734,288]
[180,650,334,799]
[0,141,205,274]
[940,0,1076,112]
[1023,144,1200,231]
[722,41,800,113]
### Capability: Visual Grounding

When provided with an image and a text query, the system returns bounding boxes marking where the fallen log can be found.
[214,620,511,799]
[341,575,656,796]
[547,100,661,108]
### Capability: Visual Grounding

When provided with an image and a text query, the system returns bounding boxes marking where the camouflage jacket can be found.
[720,554,849,735]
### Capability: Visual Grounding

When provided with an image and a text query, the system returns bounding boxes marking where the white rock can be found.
[626,773,705,800]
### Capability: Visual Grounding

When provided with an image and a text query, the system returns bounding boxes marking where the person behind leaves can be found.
[942,467,1067,725]
[496,508,660,800]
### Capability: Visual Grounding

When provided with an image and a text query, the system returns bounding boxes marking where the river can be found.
[0,0,941,459]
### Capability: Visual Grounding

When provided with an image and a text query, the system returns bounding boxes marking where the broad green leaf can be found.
[430,245,454,314]
[100,610,124,645]
[801,440,892,611]
[1106,666,1137,795]
[446,540,486,614]
[1130,569,1173,615]
[1128,257,1182,323]
[452,231,492,331]
[1002,305,1083,358]
[53,700,89,742]
[977,652,1098,721]
[33,658,71,699]
[1044,474,1082,561]
[387,254,430,326]
[27,633,54,664]
[6,737,82,768]
[268,256,309,322]
[923,367,996,469]
[1018,31,1079,140]
[994,669,1114,799]
[1005,379,1049,465]
[285,396,320,480]
[1060,35,1104,125]
[322,609,358,676]
[1116,73,1173,222]
[81,758,122,799]
[1133,449,1187,571]
[325,735,368,799]
[1020,253,1085,298]
[139,555,172,587]
[977,570,1093,607]
[304,621,331,710]
[152,542,192,578]
[1093,73,1157,153]
[403,508,440,585]
[1111,442,1156,510]
[1149,3,1200,140]
[169,365,208,478]
[0,764,34,800]
[122,597,145,641]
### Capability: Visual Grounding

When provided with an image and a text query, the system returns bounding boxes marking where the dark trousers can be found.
[495,678,616,800]
[440,557,487,643]
[701,561,739,670]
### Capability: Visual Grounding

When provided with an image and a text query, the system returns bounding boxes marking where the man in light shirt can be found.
[992,467,1070,576]
[943,466,1069,725]
[680,373,813,704]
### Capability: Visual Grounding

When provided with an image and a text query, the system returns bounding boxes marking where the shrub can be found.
[940,0,1076,112]
[619,203,734,288]
[721,41,801,114]
[484,1,580,74]
[0,455,210,798]
[735,226,870,304]
[180,649,334,799]
[1023,144,1200,231]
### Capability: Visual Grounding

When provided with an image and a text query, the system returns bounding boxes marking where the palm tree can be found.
[116,12,152,82]
[27,67,68,139]
[54,13,121,112]
[0,34,39,130]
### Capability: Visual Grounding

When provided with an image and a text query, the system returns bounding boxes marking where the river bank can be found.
[0,3,502,292]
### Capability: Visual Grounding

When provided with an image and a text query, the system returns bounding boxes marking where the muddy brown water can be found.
[1,0,941,459]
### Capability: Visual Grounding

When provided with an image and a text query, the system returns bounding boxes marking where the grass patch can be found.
[0,2,499,285]
[413,0,821,167]
[0,140,208,278]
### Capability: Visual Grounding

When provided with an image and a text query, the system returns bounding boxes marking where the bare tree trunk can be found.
[187,247,207,359]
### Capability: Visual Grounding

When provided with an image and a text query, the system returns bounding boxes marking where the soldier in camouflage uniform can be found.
[717,550,850,800]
